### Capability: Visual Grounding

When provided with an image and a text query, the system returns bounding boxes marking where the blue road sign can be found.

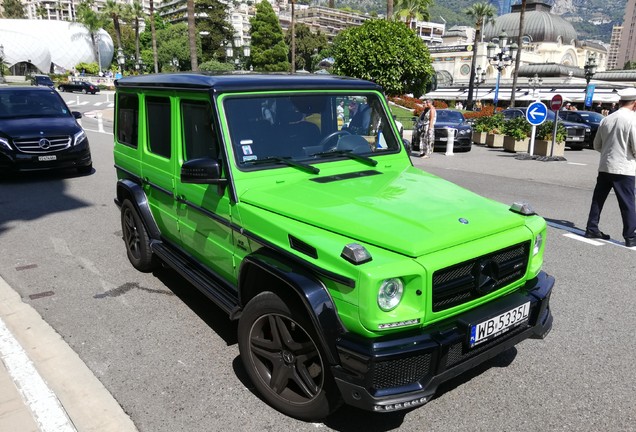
[526,101,548,126]
[585,84,596,108]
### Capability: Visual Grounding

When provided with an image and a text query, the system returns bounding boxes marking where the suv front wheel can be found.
[238,292,341,421]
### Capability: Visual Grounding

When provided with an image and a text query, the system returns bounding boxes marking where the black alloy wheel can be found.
[120,199,156,272]
[238,292,340,421]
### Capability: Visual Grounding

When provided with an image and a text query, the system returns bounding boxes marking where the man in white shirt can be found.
[584,87,636,247]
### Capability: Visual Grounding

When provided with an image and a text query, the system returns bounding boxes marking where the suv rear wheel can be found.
[121,199,156,272]
[238,292,341,421]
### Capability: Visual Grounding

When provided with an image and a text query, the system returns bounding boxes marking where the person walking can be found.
[584,88,636,247]
[419,99,436,158]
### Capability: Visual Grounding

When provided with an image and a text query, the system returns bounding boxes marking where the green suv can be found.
[113,73,553,420]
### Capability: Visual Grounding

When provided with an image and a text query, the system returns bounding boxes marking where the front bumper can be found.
[0,140,92,172]
[332,271,554,412]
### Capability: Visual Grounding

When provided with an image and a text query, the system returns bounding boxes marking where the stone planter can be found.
[472,131,488,145]
[534,139,565,157]
[486,133,505,148]
[503,136,530,153]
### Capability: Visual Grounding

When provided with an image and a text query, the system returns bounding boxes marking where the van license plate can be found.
[38,155,57,161]
[469,302,530,348]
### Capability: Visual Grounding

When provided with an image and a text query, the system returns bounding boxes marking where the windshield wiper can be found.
[244,156,320,174]
[311,150,378,167]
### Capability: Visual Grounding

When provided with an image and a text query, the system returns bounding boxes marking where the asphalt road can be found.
[1,123,635,431]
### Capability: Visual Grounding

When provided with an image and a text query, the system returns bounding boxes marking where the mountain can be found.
[314,0,627,43]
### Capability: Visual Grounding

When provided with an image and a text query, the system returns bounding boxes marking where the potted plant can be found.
[485,114,505,148]
[534,121,567,156]
[472,117,490,145]
[502,117,531,152]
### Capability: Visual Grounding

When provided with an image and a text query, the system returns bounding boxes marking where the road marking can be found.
[0,317,76,432]
[567,162,587,166]
[563,233,604,245]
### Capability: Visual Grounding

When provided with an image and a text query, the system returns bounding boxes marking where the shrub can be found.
[537,121,567,143]
[502,116,532,140]
[473,113,505,134]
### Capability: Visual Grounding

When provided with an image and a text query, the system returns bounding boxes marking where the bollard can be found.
[445,127,455,156]
[97,112,105,133]
[106,93,110,103]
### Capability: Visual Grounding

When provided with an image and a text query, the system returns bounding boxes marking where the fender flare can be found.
[239,249,346,364]
[115,178,161,240]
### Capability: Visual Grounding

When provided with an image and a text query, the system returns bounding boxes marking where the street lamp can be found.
[473,65,486,107]
[116,47,125,74]
[584,53,597,85]
[487,32,518,107]
[528,73,543,100]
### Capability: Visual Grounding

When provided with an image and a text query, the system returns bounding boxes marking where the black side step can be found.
[151,241,240,318]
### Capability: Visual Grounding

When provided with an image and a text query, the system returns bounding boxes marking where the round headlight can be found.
[378,278,404,311]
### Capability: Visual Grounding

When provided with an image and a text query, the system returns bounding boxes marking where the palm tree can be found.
[395,0,431,25]
[149,0,158,73]
[127,1,144,67]
[75,0,107,72]
[465,2,496,110]
[387,0,394,19]
[509,0,526,108]
[186,0,198,71]
[102,0,124,53]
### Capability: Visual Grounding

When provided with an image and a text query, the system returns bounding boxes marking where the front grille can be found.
[371,353,432,390]
[13,136,71,153]
[432,241,530,312]
[566,127,585,137]
[434,128,457,139]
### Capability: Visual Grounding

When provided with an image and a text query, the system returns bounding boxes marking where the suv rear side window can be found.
[146,96,171,158]
[116,93,139,148]
[181,100,218,160]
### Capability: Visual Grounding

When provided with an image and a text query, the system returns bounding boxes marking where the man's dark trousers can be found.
[586,172,636,240]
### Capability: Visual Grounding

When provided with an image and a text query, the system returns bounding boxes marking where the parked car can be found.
[502,107,591,150]
[557,110,603,148]
[412,109,472,152]
[0,87,92,174]
[57,80,100,94]
[30,74,55,89]
[113,73,553,421]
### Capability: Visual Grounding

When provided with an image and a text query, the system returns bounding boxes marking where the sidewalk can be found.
[0,276,137,432]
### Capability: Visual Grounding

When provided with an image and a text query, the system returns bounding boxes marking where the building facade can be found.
[617,0,636,68]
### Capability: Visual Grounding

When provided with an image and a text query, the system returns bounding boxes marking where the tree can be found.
[149,1,159,73]
[127,1,145,66]
[332,19,433,97]
[75,0,108,72]
[509,0,526,108]
[395,0,432,24]
[284,24,328,72]
[3,0,26,18]
[186,0,198,71]
[249,0,289,72]
[102,0,124,52]
[156,23,200,72]
[194,0,233,63]
[465,2,496,110]
[387,0,394,19]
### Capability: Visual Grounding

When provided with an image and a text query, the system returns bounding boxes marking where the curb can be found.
[0,276,137,432]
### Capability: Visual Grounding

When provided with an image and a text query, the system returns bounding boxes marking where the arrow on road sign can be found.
[526,101,548,126]
[528,107,546,120]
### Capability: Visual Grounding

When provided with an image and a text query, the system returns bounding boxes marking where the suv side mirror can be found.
[181,158,227,185]
[72,111,82,119]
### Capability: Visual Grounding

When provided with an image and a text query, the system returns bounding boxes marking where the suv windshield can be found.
[0,89,70,119]
[224,93,400,169]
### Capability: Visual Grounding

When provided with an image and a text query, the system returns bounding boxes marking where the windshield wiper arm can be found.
[245,156,320,174]
[311,150,378,167]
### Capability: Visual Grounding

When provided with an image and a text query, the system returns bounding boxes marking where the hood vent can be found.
[289,235,318,259]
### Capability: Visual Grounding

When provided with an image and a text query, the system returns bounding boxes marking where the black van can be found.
[31,74,55,89]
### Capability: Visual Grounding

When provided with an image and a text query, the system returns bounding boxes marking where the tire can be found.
[58,86,65,92]
[238,292,341,421]
[82,89,87,94]
[120,199,156,272]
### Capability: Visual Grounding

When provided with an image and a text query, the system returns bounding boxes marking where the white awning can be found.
[424,89,464,100]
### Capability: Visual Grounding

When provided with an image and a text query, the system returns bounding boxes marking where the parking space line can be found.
[562,233,604,245]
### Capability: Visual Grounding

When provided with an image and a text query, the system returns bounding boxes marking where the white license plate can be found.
[439,137,447,141]
[469,302,530,348]
[38,155,57,161]
[569,136,583,141]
